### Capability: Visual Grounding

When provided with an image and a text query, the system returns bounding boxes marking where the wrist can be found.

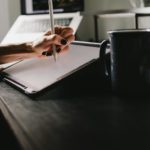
[25,42,33,52]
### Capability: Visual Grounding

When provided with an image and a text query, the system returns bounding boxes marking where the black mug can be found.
[100,29,150,95]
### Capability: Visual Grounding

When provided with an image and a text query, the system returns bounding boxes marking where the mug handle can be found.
[99,40,111,77]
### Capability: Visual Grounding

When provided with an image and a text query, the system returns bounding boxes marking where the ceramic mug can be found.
[100,29,150,95]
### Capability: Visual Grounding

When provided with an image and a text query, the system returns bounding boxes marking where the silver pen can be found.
[48,0,57,61]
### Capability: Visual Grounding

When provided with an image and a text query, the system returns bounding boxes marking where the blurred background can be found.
[0,0,150,42]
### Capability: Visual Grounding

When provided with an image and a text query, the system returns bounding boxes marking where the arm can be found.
[0,43,33,64]
[0,26,75,64]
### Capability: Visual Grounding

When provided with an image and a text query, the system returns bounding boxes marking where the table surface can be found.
[0,61,150,150]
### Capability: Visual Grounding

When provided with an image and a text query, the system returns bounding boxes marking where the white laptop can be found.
[4,12,82,36]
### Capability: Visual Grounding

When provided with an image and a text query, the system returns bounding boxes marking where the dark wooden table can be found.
[0,61,150,150]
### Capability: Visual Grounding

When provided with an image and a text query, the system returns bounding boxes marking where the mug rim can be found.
[108,29,150,34]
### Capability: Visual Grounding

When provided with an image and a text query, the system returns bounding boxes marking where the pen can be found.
[48,0,57,61]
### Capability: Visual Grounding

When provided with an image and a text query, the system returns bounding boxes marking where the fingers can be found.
[61,45,69,53]
[60,27,74,38]
[42,28,74,54]
[32,34,67,53]
[44,26,74,36]
[54,45,70,55]
[57,34,75,52]
[55,26,75,52]
[33,26,75,57]
[44,26,62,35]
[43,26,74,46]
[45,34,67,46]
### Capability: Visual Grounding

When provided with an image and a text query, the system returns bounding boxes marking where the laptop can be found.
[19,0,84,34]
[3,12,82,36]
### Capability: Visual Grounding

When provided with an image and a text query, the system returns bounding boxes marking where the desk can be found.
[0,61,150,150]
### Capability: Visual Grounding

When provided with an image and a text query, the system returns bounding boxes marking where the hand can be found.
[0,26,75,64]
[30,26,75,57]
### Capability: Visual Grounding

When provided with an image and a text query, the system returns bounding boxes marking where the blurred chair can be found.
[94,8,150,42]
[94,9,135,42]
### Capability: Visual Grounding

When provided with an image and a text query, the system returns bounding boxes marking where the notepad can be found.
[2,42,100,94]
